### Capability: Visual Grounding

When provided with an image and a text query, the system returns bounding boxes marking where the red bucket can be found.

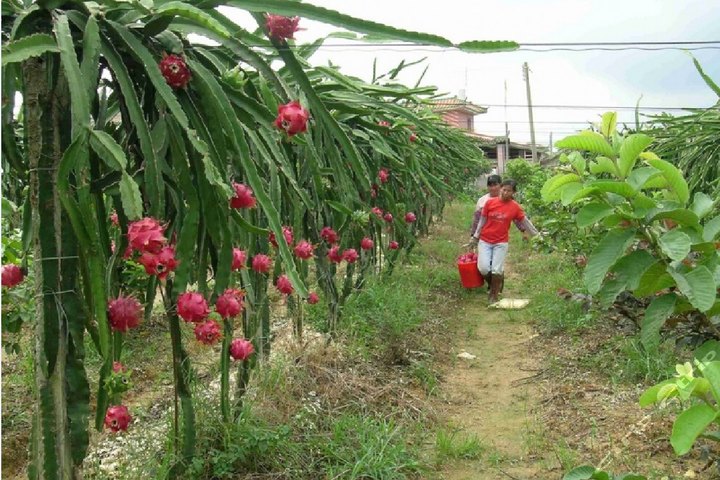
[457,260,484,289]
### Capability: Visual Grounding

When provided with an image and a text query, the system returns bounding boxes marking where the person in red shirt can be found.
[470,179,538,303]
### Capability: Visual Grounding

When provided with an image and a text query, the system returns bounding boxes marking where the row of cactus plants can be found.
[1,0,509,476]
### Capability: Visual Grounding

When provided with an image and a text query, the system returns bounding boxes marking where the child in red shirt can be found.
[470,180,538,303]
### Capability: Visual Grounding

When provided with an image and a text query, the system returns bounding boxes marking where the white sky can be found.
[224,0,720,147]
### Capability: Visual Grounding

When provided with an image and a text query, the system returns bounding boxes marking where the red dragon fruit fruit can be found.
[112,361,126,373]
[216,289,244,319]
[177,292,210,323]
[293,240,314,260]
[275,274,294,295]
[409,133,417,142]
[327,245,343,264]
[194,320,222,345]
[457,252,478,264]
[1,264,24,288]
[127,217,166,254]
[269,226,293,248]
[159,54,191,89]
[377,168,389,184]
[104,405,132,433]
[383,212,394,223]
[230,182,256,209]
[307,292,319,305]
[107,295,142,332]
[404,212,417,223]
[137,245,178,279]
[274,101,309,136]
[229,338,255,361]
[231,248,247,271]
[342,248,359,264]
[360,237,374,251]
[264,14,301,41]
[251,254,272,273]
[378,120,390,127]
[389,241,399,250]
[371,207,383,217]
[110,210,119,226]
[320,226,339,244]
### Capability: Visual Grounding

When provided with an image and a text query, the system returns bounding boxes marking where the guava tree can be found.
[543,112,720,348]
[1,0,512,476]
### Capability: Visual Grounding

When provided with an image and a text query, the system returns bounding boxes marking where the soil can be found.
[430,210,715,480]
[435,272,550,479]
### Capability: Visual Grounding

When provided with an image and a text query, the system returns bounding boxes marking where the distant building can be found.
[431,96,547,175]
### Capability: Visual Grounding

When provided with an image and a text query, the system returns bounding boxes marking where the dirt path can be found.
[437,275,550,479]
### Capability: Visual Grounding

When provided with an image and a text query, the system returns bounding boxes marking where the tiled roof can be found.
[431,97,487,115]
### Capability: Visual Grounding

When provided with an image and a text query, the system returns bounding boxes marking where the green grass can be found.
[581,337,680,386]
[434,428,485,465]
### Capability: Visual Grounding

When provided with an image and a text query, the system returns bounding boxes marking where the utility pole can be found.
[504,80,510,168]
[522,62,538,162]
[549,132,553,154]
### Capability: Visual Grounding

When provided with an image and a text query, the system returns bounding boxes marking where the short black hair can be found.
[487,174,502,186]
[501,179,517,191]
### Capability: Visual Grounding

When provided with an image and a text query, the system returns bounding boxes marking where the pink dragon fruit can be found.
[275,274,294,295]
[251,254,272,273]
[389,241,399,250]
[307,292,319,305]
[159,54,191,89]
[265,14,301,41]
[194,320,222,345]
[104,405,132,432]
[229,338,255,361]
[107,295,142,332]
[137,245,178,279]
[320,226,339,244]
[378,168,390,184]
[404,212,417,223]
[177,292,209,323]
[360,237,374,250]
[127,217,166,254]
[216,289,244,319]
[293,240,314,260]
[230,183,256,209]
[383,213,394,223]
[231,248,247,271]
[327,245,343,264]
[269,226,293,248]
[342,248,359,264]
[274,101,309,136]
[1,264,24,288]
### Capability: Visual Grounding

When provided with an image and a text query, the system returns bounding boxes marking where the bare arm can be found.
[514,217,539,237]
[472,215,487,239]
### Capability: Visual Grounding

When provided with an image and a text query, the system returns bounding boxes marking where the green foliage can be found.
[648,57,720,198]
[2,0,514,472]
[544,116,720,347]
[505,157,598,256]
[641,340,720,460]
[564,465,646,480]
[434,429,485,465]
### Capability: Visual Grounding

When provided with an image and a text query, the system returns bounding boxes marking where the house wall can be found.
[441,111,474,131]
